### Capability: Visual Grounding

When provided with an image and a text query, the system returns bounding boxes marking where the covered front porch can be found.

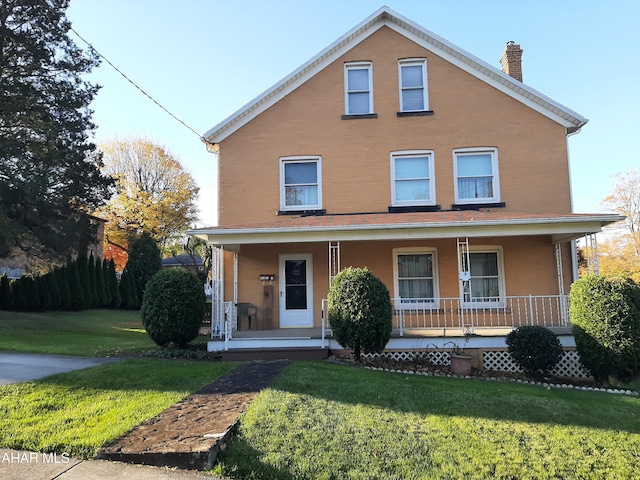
[189,210,621,358]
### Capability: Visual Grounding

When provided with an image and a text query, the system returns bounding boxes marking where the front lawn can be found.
[217,361,640,480]
[0,309,156,356]
[0,358,236,458]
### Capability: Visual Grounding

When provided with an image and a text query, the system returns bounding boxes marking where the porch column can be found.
[211,246,225,339]
[584,233,600,275]
[328,241,340,288]
[555,243,565,296]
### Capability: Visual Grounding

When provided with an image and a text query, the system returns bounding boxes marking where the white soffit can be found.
[203,7,587,144]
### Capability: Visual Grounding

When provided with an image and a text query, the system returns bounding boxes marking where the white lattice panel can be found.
[483,350,590,378]
[364,351,451,366]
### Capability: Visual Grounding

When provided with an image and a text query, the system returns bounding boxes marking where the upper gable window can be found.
[453,148,500,204]
[280,156,322,211]
[391,151,435,206]
[344,62,373,115]
[399,59,428,112]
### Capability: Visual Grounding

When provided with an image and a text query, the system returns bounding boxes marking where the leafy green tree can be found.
[126,232,161,305]
[328,267,393,362]
[0,0,112,262]
[184,236,211,283]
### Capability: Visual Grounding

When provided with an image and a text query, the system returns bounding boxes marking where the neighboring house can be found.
[161,253,205,278]
[190,7,622,361]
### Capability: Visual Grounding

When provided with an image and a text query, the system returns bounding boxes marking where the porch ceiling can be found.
[189,211,623,246]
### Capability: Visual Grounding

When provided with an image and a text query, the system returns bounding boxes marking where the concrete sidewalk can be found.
[0,449,219,479]
[0,352,119,385]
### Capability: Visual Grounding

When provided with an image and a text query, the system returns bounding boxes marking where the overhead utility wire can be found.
[38,0,208,143]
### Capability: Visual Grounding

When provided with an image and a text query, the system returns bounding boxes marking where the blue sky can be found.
[66,0,640,226]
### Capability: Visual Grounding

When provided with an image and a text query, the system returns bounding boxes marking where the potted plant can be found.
[445,331,473,375]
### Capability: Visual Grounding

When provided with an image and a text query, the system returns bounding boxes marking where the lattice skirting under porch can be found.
[365,349,590,378]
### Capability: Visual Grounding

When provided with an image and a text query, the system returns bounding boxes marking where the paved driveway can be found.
[0,352,119,385]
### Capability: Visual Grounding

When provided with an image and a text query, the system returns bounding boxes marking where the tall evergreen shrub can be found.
[99,258,110,307]
[107,259,121,308]
[87,254,98,308]
[570,275,640,384]
[36,275,51,311]
[67,260,85,310]
[126,232,161,306]
[45,270,61,310]
[10,278,26,311]
[0,274,11,310]
[56,266,71,310]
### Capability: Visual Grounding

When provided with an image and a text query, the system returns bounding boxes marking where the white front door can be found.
[279,254,314,328]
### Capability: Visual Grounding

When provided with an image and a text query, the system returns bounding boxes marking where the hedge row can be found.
[0,256,139,312]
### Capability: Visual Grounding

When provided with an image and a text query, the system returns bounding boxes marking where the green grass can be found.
[0,358,236,458]
[216,362,640,480]
[0,309,156,356]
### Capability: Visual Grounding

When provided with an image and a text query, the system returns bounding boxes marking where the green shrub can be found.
[106,259,121,308]
[0,274,11,310]
[506,326,563,380]
[328,266,392,362]
[570,275,640,385]
[127,232,162,304]
[45,270,61,310]
[141,268,205,347]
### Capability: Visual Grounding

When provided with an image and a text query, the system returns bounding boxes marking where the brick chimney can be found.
[500,41,523,82]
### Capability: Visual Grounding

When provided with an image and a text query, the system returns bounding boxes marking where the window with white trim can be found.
[399,59,428,112]
[280,156,322,211]
[454,148,500,204]
[391,151,435,206]
[461,248,505,306]
[393,248,439,308]
[344,62,373,115]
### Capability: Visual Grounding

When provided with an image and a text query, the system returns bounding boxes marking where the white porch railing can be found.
[322,295,570,336]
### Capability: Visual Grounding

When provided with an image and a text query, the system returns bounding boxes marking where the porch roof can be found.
[189,211,623,247]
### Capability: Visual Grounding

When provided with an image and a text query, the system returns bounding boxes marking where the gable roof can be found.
[203,6,587,145]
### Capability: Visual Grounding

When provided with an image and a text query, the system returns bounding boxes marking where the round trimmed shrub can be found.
[328,266,392,362]
[506,326,563,380]
[141,268,205,347]
[570,275,640,385]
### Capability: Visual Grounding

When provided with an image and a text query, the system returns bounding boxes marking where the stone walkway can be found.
[97,360,290,471]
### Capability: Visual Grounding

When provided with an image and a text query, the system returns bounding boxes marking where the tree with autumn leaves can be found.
[96,138,199,266]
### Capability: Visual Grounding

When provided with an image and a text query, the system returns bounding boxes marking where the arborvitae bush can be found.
[328,266,392,362]
[22,275,39,312]
[0,274,11,310]
[67,260,85,310]
[107,259,121,308]
[570,275,640,385]
[36,275,51,312]
[87,254,98,308]
[92,255,105,307]
[127,232,162,305]
[119,268,138,309]
[56,267,71,310]
[45,270,61,310]
[506,326,564,380]
[75,255,90,308]
[141,268,205,347]
[10,278,26,311]
[101,258,111,308]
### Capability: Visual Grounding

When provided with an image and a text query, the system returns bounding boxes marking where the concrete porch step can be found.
[221,347,330,362]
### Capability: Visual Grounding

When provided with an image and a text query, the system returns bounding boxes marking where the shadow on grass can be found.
[215,439,299,480]
[34,358,237,394]
[269,361,640,435]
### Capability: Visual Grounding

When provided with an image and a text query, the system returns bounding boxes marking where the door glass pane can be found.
[285,260,307,310]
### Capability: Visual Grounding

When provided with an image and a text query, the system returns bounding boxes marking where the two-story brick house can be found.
[191,7,621,359]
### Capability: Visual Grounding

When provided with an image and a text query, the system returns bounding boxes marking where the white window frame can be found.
[393,247,440,309]
[390,150,435,206]
[459,246,506,308]
[398,58,429,112]
[453,147,500,204]
[344,62,373,115]
[279,156,322,211]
